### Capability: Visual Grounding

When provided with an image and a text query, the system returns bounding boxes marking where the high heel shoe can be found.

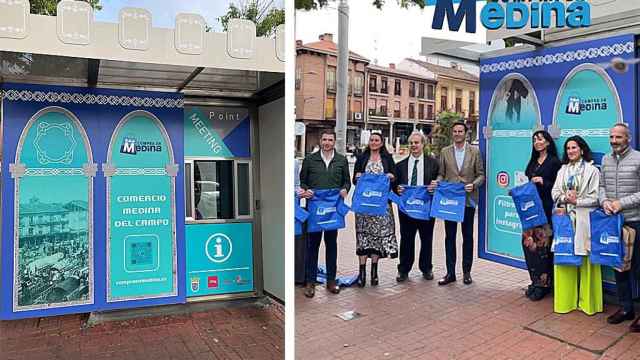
[371,262,379,286]
[357,264,366,288]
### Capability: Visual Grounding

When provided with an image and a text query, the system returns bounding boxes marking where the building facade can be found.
[398,58,480,140]
[295,33,369,154]
[365,64,437,148]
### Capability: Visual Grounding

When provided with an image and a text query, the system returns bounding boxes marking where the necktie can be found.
[411,159,419,186]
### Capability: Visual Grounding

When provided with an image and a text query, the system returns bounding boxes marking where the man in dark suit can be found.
[395,132,440,282]
[433,122,485,286]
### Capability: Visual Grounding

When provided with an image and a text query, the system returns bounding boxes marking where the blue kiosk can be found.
[0,2,285,320]
[479,33,639,296]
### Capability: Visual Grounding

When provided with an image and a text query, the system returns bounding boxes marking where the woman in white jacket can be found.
[551,135,602,315]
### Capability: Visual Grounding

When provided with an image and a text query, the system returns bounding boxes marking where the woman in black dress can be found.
[522,130,562,301]
[352,133,398,287]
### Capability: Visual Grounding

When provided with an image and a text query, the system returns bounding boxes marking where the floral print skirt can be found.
[355,205,398,258]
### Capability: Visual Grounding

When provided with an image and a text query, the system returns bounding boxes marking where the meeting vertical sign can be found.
[105,111,178,302]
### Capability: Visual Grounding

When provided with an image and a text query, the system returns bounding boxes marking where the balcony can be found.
[369,109,388,118]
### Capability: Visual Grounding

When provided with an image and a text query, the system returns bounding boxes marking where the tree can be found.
[295,0,425,10]
[30,0,101,16]
[219,1,285,37]
[430,111,463,155]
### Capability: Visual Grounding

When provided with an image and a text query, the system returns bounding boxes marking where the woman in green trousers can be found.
[551,136,602,315]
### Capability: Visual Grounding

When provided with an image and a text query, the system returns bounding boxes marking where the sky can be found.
[95,0,285,32]
[295,2,500,67]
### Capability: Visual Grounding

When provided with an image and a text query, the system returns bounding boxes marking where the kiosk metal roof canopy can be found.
[0,1,284,97]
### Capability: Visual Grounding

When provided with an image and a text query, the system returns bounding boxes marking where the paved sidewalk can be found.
[0,299,283,360]
[295,211,640,359]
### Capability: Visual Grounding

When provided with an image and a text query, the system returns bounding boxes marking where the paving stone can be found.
[296,211,633,359]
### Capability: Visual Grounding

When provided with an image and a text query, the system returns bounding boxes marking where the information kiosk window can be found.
[184,159,252,222]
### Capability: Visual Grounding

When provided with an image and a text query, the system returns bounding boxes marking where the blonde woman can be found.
[551,135,602,315]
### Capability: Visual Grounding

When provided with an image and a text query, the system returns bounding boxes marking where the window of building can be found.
[418,83,425,98]
[455,88,463,113]
[326,96,336,119]
[296,67,301,89]
[394,101,401,118]
[469,91,476,116]
[409,82,416,97]
[427,84,435,100]
[440,87,448,111]
[381,77,388,94]
[418,103,424,119]
[185,160,252,221]
[368,98,377,115]
[379,99,388,116]
[427,104,434,120]
[369,75,377,92]
[394,79,401,96]
[353,100,362,116]
[354,73,364,96]
[409,103,415,118]
[327,66,336,92]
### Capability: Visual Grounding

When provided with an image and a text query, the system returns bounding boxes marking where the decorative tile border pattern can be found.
[24,168,86,176]
[3,90,184,108]
[481,42,635,73]
[114,168,168,176]
[560,128,611,138]
[492,129,533,138]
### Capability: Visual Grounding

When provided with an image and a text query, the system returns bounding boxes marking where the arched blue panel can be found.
[11,106,95,312]
[551,64,624,286]
[485,74,542,262]
[105,110,178,302]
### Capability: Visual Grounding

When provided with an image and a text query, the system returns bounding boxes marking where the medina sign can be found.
[431,0,591,33]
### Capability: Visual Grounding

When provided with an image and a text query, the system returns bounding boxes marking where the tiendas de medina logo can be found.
[565,95,608,115]
[120,136,163,155]
[431,0,591,33]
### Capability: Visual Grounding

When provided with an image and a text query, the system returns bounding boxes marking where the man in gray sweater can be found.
[599,123,640,331]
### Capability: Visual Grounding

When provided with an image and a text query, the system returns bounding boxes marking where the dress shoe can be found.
[304,284,315,298]
[607,309,635,324]
[357,264,367,288]
[371,262,379,286]
[630,316,640,332]
[463,272,473,285]
[326,280,340,294]
[438,274,456,286]
[396,272,408,283]
[422,271,434,280]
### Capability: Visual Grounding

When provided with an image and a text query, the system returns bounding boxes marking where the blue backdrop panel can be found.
[479,34,637,295]
[186,223,254,297]
[0,83,186,320]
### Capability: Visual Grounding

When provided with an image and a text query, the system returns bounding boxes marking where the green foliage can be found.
[431,111,463,156]
[220,1,285,37]
[423,142,434,157]
[30,0,101,16]
[296,0,425,10]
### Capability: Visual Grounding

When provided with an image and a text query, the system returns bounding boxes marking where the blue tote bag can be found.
[510,182,548,231]
[552,213,582,266]
[307,189,350,233]
[351,173,390,216]
[389,186,431,220]
[430,181,466,222]
[295,195,309,236]
[589,209,624,268]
